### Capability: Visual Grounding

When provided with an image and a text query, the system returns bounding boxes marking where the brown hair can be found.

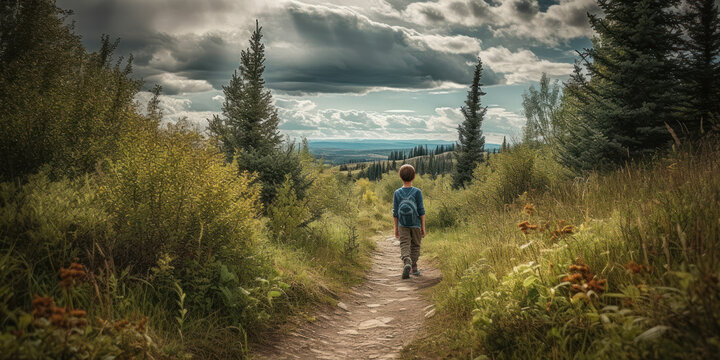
[398,164,415,182]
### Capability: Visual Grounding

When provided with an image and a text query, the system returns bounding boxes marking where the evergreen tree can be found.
[453,58,487,188]
[209,20,281,161]
[580,0,681,161]
[556,63,614,171]
[681,0,720,135]
[500,136,507,153]
[208,20,304,204]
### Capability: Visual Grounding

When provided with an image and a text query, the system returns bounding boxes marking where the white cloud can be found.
[134,91,218,128]
[275,102,524,141]
[146,73,214,94]
[384,0,598,45]
[212,94,225,102]
[485,106,525,135]
[408,33,482,54]
[478,46,573,84]
[275,98,318,112]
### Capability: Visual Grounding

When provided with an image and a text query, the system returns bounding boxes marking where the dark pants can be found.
[398,226,421,267]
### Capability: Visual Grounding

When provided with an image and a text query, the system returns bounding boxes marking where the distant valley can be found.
[307,139,501,164]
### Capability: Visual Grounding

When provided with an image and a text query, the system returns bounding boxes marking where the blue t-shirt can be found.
[392,186,425,228]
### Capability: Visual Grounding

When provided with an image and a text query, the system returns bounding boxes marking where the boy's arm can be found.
[393,191,399,238]
[394,217,399,238]
[417,190,426,237]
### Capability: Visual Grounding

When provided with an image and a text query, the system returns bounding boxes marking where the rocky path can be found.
[255,235,442,359]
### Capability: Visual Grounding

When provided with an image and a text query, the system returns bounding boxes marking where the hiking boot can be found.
[411,268,421,276]
[402,264,411,279]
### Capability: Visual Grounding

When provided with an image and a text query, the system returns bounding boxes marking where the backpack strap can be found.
[399,187,417,201]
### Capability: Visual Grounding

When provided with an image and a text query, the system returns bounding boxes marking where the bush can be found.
[99,126,262,274]
[268,176,311,243]
[468,146,565,209]
[0,173,112,308]
[236,145,308,206]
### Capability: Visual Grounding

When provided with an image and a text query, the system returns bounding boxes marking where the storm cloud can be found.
[56,0,594,140]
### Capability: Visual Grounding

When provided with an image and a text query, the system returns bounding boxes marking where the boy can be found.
[393,164,426,279]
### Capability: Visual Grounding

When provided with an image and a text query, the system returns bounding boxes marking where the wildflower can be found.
[550,223,575,241]
[518,221,539,234]
[70,309,87,318]
[624,261,644,274]
[114,319,129,330]
[31,295,54,319]
[561,259,607,299]
[59,262,86,288]
[136,317,149,333]
[523,203,535,216]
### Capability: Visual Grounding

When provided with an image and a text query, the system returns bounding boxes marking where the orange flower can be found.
[517,220,539,234]
[31,295,54,319]
[70,309,87,318]
[136,317,149,333]
[523,203,535,216]
[550,222,575,241]
[561,259,606,297]
[59,263,86,288]
[113,319,129,330]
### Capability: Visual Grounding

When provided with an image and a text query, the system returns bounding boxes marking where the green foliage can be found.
[522,73,562,145]
[268,176,311,243]
[208,20,280,159]
[560,0,682,167]
[680,0,720,135]
[0,0,144,180]
[468,146,565,209]
[405,140,720,359]
[0,174,112,307]
[236,144,308,205]
[0,313,161,360]
[453,58,487,189]
[100,125,262,274]
[207,20,303,205]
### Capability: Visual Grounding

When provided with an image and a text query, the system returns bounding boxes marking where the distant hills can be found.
[307,139,500,164]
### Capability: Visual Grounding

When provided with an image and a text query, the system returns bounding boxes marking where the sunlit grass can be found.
[402,141,720,359]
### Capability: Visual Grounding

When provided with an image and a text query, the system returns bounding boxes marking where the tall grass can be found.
[403,141,720,359]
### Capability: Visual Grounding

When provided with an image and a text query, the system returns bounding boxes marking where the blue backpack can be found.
[397,188,418,225]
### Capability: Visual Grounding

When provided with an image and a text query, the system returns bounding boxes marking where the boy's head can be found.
[398,164,415,182]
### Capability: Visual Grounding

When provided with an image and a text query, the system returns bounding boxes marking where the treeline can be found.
[353,152,454,181]
[387,143,456,160]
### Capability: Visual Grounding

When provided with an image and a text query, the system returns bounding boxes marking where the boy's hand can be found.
[395,228,399,239]
[421,227,426,238]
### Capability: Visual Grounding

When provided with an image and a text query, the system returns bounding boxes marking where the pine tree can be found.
[453,58,486,189]
[500,136,507,153]
[681,0,720,135]
[555,63,615,172]
[209,20,281,161]
[580,0,681,161]
[208,20,304,204]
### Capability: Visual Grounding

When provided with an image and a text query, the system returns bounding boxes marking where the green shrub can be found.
[268,176,311,243]
[468,146,565,209]
[100,126,262,274]
[0,173,112,308]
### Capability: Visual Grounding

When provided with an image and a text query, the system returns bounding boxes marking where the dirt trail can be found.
[255,235,442,359]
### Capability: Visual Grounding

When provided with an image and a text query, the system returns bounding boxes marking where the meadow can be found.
[355,141,720,359]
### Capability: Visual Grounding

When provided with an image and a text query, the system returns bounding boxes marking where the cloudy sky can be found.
[58,0,599,144]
